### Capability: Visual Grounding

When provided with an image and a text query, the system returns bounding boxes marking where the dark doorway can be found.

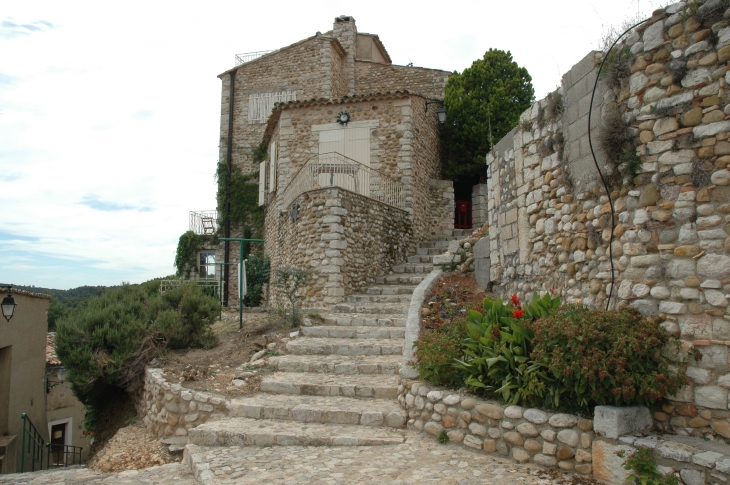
[50,423,66,465]
[0,347,11,436]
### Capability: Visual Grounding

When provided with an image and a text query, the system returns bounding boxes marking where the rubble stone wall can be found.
[399,380,594,475]
[354,61,450,99]
[265,187,412,307]
[488,1,730,436]
[427,179,455,240]
[137,368,231,438]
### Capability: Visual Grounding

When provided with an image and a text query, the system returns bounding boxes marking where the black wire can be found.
[588,18,649,311]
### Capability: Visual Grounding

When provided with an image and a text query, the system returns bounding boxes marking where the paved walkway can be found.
[0,463,196,484]
[186,432,548,485]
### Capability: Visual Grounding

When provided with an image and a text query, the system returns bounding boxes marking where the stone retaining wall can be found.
[265,186,413,308]
[398,380,593,475]
[137,368,231,438]
[488,0,730,425]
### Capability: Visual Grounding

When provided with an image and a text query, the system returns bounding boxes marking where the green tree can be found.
[54,282,220,425]
[442,49,534,184]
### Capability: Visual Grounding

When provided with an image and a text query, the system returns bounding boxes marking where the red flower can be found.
[513,309,524,319]
[511,294,521,308]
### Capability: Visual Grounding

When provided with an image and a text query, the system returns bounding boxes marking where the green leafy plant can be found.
[442,49,534,186]
[243,255,270,307]
[618,446,679,485]
[55,283,221,412]
[272,267,313,327]
[412,317,467,387]
[437,431,449,444]
[215,160,264,238]
[528,305,689,410]
[175,231,215,278]
[456,292,562,406]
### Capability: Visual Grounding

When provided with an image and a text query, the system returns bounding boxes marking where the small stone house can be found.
[215,16,453,307]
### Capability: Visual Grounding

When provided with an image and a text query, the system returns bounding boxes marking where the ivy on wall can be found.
[174,231,215,278]
[215,159,265,237]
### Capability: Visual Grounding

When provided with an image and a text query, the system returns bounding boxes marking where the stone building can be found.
[215,15,452,307]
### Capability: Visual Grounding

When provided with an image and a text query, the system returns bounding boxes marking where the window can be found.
[199,252,216,279]
[248,90,296,124]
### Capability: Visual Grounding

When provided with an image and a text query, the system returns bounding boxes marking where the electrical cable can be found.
[587,18,649,311]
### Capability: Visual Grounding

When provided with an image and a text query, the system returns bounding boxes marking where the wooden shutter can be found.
[258,161,266,205]
[269,141,277,193]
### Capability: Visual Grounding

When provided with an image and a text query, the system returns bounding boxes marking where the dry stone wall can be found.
[427,179,455,240]
[137,369,231,438]
[265,187,412,307]
[399,380,594,475]
[488,1,730,435]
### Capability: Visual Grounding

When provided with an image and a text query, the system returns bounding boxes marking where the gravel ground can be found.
[86,423,178,473]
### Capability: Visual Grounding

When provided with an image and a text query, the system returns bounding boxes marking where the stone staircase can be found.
[184,230,471,480]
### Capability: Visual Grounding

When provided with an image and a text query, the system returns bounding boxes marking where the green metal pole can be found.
[239,242,243,329]
[21,413,26,472]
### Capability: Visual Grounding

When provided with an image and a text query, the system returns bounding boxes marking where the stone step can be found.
[391,263,433,274]
[230,394,406,427]
[416,247,443,255]
[268,354,401,375]
[300,325,405,339]
[260,372,400,398]
[322,314,406,327]
[330,303,408,314]
[374,275,427,285]
[286,337,403,356]
[186,418,406,448]
[407,254,435,264]
[347,293,412,304]
[365,285,417,295]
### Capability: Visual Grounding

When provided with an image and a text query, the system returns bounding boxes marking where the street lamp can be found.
[425,100,447,124]
[1,287,17,322]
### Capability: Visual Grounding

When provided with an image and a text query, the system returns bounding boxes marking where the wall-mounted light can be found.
[425,100,447,124]
[1,286,17,322]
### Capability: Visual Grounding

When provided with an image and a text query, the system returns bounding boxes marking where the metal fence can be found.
[160,279,220,298]
[21,414,83,472]
[281,152,407,211]
[189,211,217,235]
[235,50,274,66]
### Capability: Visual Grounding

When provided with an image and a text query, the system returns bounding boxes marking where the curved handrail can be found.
[281,152,407,211]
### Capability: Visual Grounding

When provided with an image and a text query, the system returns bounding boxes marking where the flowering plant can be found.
[456,291,561,406]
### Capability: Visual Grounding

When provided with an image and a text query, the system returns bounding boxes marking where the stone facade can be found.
[216,16,450,307]
[264,187,412,307]
[471,183,488,228]
[399,380,594,475]
[137,368,231,438]
[427,179,455,241]
[487,1,730,424]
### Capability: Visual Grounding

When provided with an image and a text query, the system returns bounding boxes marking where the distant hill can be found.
[16,284,112,307]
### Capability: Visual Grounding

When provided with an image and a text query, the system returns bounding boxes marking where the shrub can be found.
[456,292,561,406]
[243,255,270,307]
[528,305,688,410]
[272,267,312,327]
[619,446,679,485]
[412,318,467,388]
[55,282,221,409]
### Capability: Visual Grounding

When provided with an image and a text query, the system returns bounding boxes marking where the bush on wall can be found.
[528,305,690,410]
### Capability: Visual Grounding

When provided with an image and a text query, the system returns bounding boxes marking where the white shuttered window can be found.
[248,91,296,124]
[258,161,266,205]
[269,141,278,193]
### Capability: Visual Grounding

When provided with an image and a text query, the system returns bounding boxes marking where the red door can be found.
[454,200,472,229]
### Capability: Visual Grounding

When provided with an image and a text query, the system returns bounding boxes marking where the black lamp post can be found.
[1,286,17,322]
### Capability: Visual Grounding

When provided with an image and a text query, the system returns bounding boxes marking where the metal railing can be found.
[47,442,83,469]
[21,414,83,472]
[281,152,407,211]
[160,279,220,298]
[21,413,44,472]
[189,211,217,235]
[235,50,274,66]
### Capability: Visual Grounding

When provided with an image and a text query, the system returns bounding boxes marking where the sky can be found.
[1,0,664,290]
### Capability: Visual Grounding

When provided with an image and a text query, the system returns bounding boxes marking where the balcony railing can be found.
[281,152,407,211]
[235,50,274,66]
[189,211,217,235]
